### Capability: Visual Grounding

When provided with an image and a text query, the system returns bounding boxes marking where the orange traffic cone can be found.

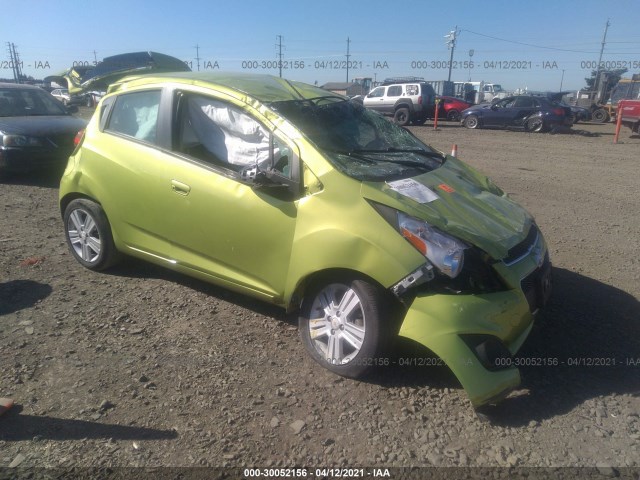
[451,144,458,157]
[0,398,13,417]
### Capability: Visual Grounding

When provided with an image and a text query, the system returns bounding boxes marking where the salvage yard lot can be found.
[1,115,639,472]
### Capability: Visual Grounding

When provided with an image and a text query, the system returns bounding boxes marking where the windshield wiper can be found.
[351,147,444,160]
[324,149,377,164]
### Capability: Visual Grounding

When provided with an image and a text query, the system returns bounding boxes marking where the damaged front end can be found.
[390,219,551,407]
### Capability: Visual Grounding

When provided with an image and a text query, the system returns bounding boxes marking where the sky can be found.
[2,0,639,93]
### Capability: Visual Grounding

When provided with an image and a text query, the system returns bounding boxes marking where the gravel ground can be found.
[1,110,639,478]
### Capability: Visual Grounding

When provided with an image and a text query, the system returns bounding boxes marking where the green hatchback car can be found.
[60,72,552,408]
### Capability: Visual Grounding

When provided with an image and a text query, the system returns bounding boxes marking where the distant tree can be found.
[584,68,628,100]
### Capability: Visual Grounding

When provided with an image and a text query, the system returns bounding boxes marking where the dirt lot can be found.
[1,110,639,478]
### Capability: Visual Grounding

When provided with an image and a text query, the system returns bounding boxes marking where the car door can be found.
[363,86,386,113]
[99,88,180,258]
[383,85,403,114]
[509,96,537,126]
[160,90,299,301]
[482,97,516,127]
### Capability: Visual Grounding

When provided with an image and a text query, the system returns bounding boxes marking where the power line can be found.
[462,28,601,54]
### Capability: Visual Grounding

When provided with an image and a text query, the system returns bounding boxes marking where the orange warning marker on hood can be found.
[438,183,455,193]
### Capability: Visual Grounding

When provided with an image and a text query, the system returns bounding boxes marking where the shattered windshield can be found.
[269,96,444,181]
[0,88,67,117]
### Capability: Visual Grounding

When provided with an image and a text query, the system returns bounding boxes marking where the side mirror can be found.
[490,104,498,111]
[66,105,79,114]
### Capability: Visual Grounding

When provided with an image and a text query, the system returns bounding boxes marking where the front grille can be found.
[520,253,551,312]
[503,224,539,266]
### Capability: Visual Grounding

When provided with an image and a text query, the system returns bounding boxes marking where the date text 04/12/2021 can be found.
[243,468,391,478]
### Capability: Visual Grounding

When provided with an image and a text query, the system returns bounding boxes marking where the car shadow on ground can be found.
[0,405,177,442]
[0,168,63,188]
[469,267,639,426]
[0,280,52,315]
[105,259,639,425]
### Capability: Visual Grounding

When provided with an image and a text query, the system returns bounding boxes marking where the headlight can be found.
[1,134,45,147]
[398,212,467,278]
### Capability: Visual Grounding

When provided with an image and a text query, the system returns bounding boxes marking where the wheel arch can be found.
[60,192,102,218]
[393,100,414,113]
[287,267,401,314]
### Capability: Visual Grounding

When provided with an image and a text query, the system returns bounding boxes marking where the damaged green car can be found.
[59,73,552,408]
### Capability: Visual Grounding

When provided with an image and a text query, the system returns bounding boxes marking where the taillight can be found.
[73,129,85,146]
[553,108,564,116]
[418,96,423,105]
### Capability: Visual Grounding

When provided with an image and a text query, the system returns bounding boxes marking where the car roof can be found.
[109,72,342,104]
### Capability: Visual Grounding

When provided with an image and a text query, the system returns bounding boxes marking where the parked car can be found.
[0,82,87,175]
[567,104,591,123]
[363,79,436,126]
[50,88,71,105]
[60,73,552,408]
[461,95,572,132]
[437,95,473,122]
[49,87,89,107]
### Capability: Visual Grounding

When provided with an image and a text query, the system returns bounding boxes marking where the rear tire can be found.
[393,107,410,126]
[526,117,545,133]
[64,199,119,271]
[446,109,461,122]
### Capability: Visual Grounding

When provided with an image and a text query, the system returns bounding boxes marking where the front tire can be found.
[393,107,410,126]
[299,279,392,378]
[463,114,479,129]
[64,199,119,271]
[591,108,609,123]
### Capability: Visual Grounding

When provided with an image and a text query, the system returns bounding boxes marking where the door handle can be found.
[171,179,191,196]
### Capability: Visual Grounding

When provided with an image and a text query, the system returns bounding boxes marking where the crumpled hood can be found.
[362,156,532,260]
[0,116,87,137]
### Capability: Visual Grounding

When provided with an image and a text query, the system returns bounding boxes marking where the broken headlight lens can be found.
[397,212,467,278]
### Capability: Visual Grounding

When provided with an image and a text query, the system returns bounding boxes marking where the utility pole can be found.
[592,19,610,102]
[560,69,565,91]
[93,50,98,65]
[6,43,16,83]
[276,35,284,78]
[346,37,351,83]
[8,43,22,83]
[445,26,458,82]
[194,45,201,71]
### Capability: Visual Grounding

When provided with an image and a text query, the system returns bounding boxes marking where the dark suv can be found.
[363,79,436,126]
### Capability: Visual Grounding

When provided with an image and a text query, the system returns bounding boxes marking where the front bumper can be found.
[0,147,72,173]
[397,236,551,407]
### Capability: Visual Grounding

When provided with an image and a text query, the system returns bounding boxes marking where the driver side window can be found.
[174,92,295,180]
[368,87,385,98]
[176,93,270,170]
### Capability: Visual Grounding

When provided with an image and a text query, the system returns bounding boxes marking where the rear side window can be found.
[512,97,535,108]
[405,85,419,96]
[106,90,161,144]
[387,86,402,97]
